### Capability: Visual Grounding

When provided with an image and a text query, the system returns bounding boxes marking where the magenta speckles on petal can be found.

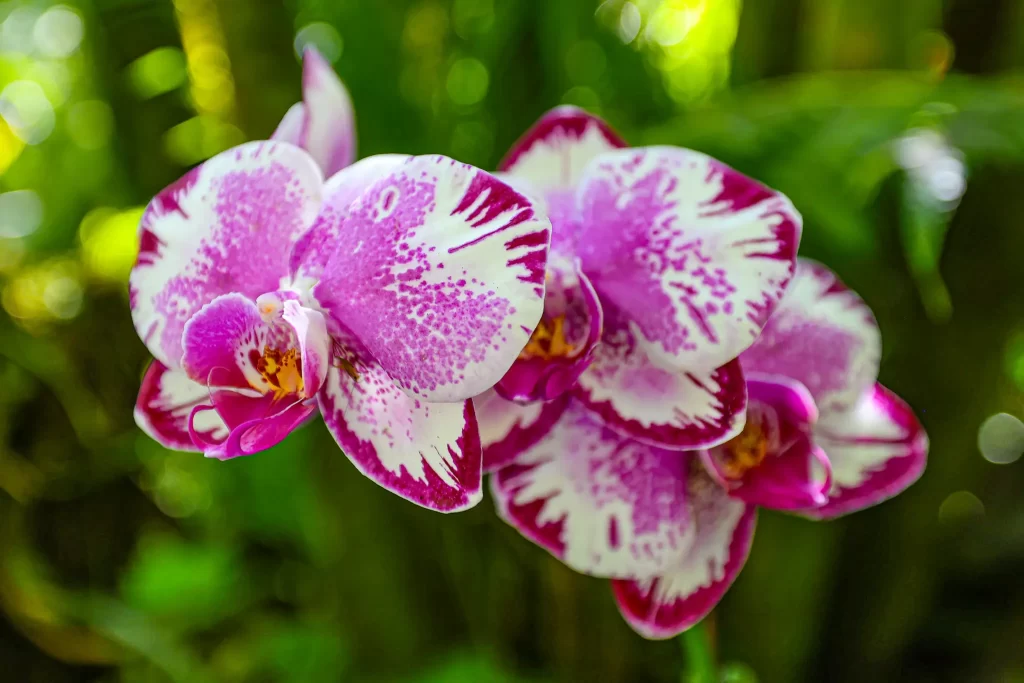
[611,464,757,639]
[741,259,881,415]
[808,383,928,519]
[290,155,410,286]
[498,106,626,191]
[492,403,697,579]
[313,155,551,402]
[574,307,747,450]
[134,361,226,451]
[574,146,801,373]
[318,336,483,512]
[129,141,323,368]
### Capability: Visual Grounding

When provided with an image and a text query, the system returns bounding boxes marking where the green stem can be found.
[679,621,717,683]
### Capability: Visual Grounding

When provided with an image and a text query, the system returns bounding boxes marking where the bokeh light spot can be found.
[0,80,56,145]
[0,6,40,55]
[294,22,343,63]
[33,5,84,58]
[977,412,1024,465]
[617,3,642,44]
[0,190,43,239]
[164,115,245,165]
[129,47,188,99]
[452,0,494,39]
[937,490,984,523]
[80,206,144,284]
[446,57,489,106]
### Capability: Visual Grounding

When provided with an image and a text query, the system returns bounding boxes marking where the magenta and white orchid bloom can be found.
[482,106,802,457]
[272,46,356,177]
[723,259,928,518]
[131,140,552,512]
[489,259,927,639]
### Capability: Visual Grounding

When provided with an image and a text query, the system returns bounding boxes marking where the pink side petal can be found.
[807,383,928,519]
[313,155,552,402]
[496,260,604,402]
[703,377,831,511]
[130,141,323,368]
[491,403,698,579]
[498,106,626,191]
[740,259,881,415]
[302,47,356,176]
[180,294,268,391]
[576,147,801,372]
[611,466,757,639]
[271,102,306,146]
[188,395,317,460]
[134,361,227,451]
[574,308,747,450]
[281,301,330,396]
[289,154,411,285]
[474,389,569,472]
[318,336,483,512]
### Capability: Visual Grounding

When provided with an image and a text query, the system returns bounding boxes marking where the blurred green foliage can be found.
[2,0,1024,681]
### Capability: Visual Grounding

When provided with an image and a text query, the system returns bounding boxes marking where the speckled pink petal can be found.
[272,47,356,177]
[289,154,410,286]
[180,294,269,392]
[281,301,330,396]
[492,403,698,579]
[574,307,747,450]
[134,361,227,451]
[318,334,483,512]
[498,106,626,191]
[806,383,928,519]
[611,465,757,639]
[703,376,831,511]
[313,155,552,402]
[575,147,801,372]
[130,141,323,368]
[496,260,603,402]
[740,259,881,415]
[475,389,569,472]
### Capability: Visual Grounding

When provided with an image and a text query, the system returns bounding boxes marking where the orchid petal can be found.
[289,154,410,286]
[318,334,483,512]
[703,376,831,511]
[281,301,330,396]
[498,106,626,192]
[574,307,747,450]
[495,259,603,402]
[491,403,698,579]
[180,294,268,392]
[130,141,323,368]
[313,155,551,402]
[134,361,227,451]
[272,47,356,177]
[474,389,569,472]
[611,466,757,639]
[741,259,880,415]
[807,383,928,519]
[575,147,800,371]
[189,394,317,460]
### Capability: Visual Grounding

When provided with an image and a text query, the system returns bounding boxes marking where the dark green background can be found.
[1,0,1023,681]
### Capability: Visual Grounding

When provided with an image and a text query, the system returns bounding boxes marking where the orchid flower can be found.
[487,259,927,638]
[271,46,356,177]
[480,106,802,470]
[131,140,551,512]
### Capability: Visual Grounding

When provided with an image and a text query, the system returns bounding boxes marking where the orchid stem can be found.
[679,621,717,683]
